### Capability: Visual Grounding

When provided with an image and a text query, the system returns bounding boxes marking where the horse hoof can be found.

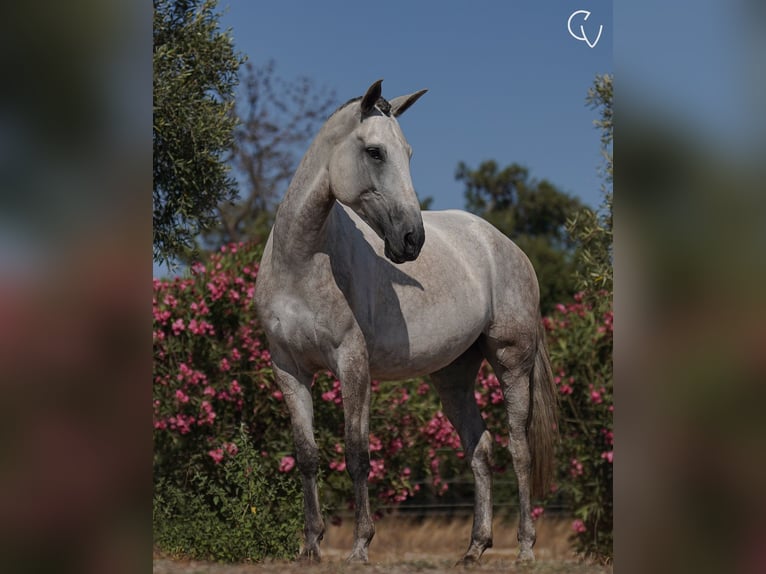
[345,552,368,564]
[298,549,321,563]
[455,554,481,567]
[516,548,535,563]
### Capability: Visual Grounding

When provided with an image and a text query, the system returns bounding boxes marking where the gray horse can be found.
[254,80,557,564]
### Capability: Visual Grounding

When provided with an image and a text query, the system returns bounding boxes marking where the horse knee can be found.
[470,430,494,476]
[345,450,371,481]
[294,438,320,476]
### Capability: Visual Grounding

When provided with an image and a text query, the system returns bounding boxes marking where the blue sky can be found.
[618,0,762,155]
[218,0,612,211]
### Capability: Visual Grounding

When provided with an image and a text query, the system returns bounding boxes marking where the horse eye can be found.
[365,147,383,161]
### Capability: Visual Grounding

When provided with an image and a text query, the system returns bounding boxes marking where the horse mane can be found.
[330,95,392,119]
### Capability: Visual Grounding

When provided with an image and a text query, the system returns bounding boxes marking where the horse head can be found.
[328,79,427,264]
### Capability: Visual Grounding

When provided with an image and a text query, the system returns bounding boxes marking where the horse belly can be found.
[367,288,489,380]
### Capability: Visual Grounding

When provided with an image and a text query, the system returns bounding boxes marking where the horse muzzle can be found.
[384,225,425,264]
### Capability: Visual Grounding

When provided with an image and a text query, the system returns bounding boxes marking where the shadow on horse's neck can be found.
[323,204,423,366]
[325,204,424,290]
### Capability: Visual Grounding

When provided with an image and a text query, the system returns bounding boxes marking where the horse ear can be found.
[390,89,428,117]
[361,79,384,115]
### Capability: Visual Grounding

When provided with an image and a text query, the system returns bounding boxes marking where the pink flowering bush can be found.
[153,240,612,561]
[153,242,439,557]
[153,242,306,561]
[544,290,613,559]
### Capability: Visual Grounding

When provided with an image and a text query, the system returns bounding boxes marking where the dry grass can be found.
[153,515,612,574]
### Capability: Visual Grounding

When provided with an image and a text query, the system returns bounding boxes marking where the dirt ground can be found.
[153,516,612,574]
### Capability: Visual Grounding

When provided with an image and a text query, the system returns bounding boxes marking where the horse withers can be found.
[254,79,557,564]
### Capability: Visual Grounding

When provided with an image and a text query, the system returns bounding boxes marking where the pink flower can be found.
[321,380,343,405]
[572,519,587,534]
[198,401,216,425]
[171,318,185,335]
[388,437,404,455]
[570,458,584,477]
[174,389,189,403]
[208,448,224,464]
[168,414,194,434]
[368,458,385,481]
[272,390,283,401]
[601,451,614,464]
[279,456,296,473]
[531,506,544,520]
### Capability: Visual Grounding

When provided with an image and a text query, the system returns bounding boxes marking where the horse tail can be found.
[528,319,559,499]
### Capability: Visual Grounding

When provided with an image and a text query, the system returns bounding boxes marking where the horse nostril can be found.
[404,231,417,249]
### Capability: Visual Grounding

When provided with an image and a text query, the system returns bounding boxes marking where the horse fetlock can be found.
[516,548,535,563]
[353,519,375,544]
[346,545,369,564]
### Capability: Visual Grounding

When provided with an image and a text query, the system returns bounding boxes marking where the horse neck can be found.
[271,127,337,267]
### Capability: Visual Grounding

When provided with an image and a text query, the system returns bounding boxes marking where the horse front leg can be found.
[273,362,325,562]
[337,355,375,563]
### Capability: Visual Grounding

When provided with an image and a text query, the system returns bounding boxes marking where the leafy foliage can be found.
[153,0,243,265]
[571,74,613,295]
[152,241,529,559]
[153,426,303,562]
[548,73,614,561]
[544,294,613,559]
[152,237,613,560]
[456,160,585,313]
[152,243,433,559]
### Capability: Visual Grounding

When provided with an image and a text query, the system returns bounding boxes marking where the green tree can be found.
[153,0,243,265]
[456,160,584,313]
[551,73,614,561]
[569,73,613,294]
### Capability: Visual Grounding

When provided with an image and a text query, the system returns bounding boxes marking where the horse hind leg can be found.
[482,337,538,563]
[429,344,494,565]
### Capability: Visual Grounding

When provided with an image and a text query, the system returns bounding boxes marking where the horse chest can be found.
[259,275,356,365]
